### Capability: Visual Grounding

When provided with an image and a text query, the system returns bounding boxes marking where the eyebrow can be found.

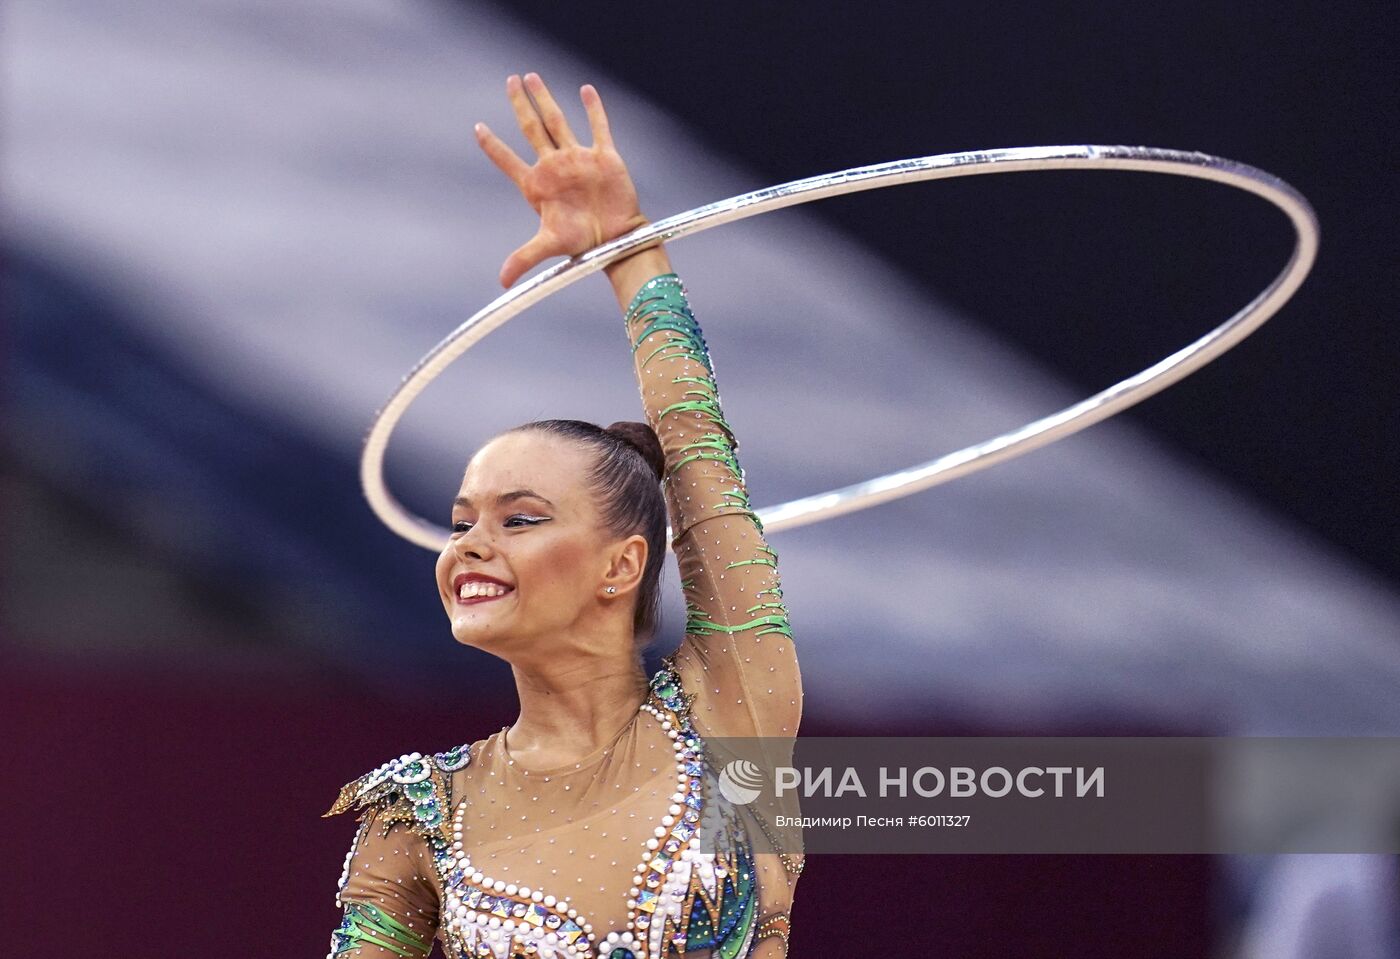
[453,489,556,510]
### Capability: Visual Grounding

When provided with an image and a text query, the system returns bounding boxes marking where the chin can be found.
[447,612,514,655]
[448,617,495,646]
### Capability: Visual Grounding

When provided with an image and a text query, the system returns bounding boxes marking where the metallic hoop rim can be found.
[362,145,1319,551]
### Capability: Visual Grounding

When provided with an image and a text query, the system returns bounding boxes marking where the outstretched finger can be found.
[579,83,615,151]
[506,74,556,156]
[500,231,565,288]
[521,72,579,149]
[474,122,530,187]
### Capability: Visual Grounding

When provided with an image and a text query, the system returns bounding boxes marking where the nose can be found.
[453,524,494,561]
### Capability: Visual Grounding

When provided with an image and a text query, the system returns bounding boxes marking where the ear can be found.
[600,533,648,599]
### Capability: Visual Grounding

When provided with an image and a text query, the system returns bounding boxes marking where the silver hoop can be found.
[362,145,1319,551]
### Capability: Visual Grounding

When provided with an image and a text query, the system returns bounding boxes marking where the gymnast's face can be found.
[436,431,631,660]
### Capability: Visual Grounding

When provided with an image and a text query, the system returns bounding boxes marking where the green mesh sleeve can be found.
[327,798,440,959]
[624,273,801,741]
[329,900,432,957]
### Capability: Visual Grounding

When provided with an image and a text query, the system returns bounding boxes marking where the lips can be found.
[452,571,516,606]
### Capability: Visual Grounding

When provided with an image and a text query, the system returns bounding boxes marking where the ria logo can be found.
[718,759,765,805]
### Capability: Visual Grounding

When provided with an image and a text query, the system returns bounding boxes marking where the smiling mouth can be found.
[455,583,515,606]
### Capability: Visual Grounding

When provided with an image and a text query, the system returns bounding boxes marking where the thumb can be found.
[500,231,564,288]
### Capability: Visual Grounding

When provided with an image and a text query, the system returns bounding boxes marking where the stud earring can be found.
[606,586,617,594]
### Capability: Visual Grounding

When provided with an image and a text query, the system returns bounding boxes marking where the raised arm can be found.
[603,246,802,741]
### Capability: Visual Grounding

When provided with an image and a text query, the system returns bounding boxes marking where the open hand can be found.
[475,73,648,288]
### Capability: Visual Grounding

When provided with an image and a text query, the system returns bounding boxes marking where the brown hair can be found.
[503,418,667,645]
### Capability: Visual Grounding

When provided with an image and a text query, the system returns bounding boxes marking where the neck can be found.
[505,643,649,769]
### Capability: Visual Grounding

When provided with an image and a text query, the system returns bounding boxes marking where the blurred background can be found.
[4,0,1397,956]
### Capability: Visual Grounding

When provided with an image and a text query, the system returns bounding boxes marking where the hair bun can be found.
[606,421,665,482]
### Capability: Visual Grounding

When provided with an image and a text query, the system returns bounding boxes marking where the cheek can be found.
[516,538,596,601]
[434,551,454,591]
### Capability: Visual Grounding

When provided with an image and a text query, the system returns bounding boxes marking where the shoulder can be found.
[323,741,475,833]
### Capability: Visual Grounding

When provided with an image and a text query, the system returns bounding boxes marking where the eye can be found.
[451,514,549,533]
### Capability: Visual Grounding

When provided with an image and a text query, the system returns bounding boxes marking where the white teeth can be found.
[459,581,510,600]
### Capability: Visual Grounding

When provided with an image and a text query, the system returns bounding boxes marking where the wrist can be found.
[612,212,650,237]
[601,213,651,258]
[604,242,674,316]
[602,214,664,277]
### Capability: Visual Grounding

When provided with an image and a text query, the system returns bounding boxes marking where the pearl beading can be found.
[334,816,371,908]
[436,670,707,959]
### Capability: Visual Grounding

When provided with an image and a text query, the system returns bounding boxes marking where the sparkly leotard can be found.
[324,273,804,958]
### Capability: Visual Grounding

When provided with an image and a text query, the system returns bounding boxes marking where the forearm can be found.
[748,860,801,958]
[615,254,756,545]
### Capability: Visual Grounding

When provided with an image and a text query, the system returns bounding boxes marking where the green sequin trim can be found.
[330,900,431,957]
[733,540,777,564]
[626,273,793,643]
[718,876,758,959]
